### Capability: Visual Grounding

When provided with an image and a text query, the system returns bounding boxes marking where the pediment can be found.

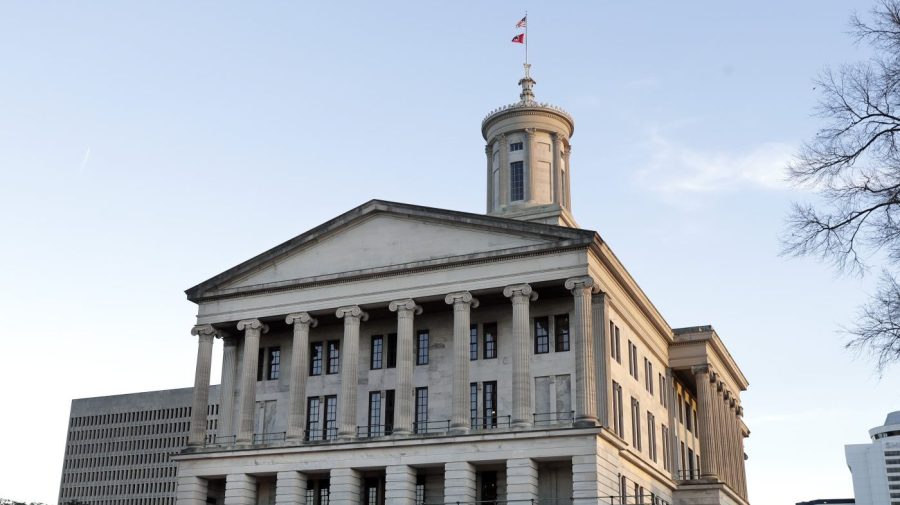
[186,200,594,301]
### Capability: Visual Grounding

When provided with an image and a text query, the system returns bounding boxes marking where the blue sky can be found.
[1,1,897,503]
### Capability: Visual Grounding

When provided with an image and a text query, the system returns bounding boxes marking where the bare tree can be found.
[784,0,900,371]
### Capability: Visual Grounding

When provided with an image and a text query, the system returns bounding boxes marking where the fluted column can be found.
[714,381,728,482]
[389,299,422,436]
[485,143,494,212]
[592,291,611,428]
[218,335,238,441]
[188,324,217,447]
[445,292,479,434]
[565,276,598,427]
[285,312,317,443]
[552,133,564,204]
[499,133,509,204]
[706,371,722,481]
[562,148,572,207]
[692,365,718,479]
[524,128,536,201]
[728,396,740,492]
[737,407,748,498]
[504,283,537,429]
[336,305,368,439]
[721,390,735,488]
[235,319,268,445]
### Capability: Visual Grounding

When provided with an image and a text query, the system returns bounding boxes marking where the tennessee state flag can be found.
[511,33,525,44]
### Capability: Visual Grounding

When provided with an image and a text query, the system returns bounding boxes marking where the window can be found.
[631,397,642,450]
[659,374,666,407]
[371,335,384,370]
[386,333,397,368]
[483,381,498,428]
[414,387,428,433]
[510,161,525,201]
[310,342,324,376]
[470,324,478,360]
[662,424,671,470]
[415,475,426,505]
[677,392,684,423]
[327,340,340,374]
[470,383,478,427]
[324,395,338,440]
[687,447,695,479]
[612,381,625,437]
[416,330,429,365]
[480,471,498,505]
[267,347,281,380]
[628,341,639,380]
[368,392,382,437]
[554,314,570,351]
[306,479,330,505]
[306,397,321,441]
[614,324,621,363]
[648,412,657,461]
[384,390,395,436]
[483,322,498,359]
[534,316,550,354]
[257,347,265,381]
[644,358,653,394]
[685,400,693,432]
[510,141,523,151]
[618,475,627,503]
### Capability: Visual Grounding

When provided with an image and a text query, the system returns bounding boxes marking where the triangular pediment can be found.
[186,200,595,301]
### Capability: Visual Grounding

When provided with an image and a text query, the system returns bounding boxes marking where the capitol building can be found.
[58,65,752,505]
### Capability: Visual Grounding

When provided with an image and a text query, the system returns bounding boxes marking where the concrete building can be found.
[845,411,900,505]
[59,64,752,505]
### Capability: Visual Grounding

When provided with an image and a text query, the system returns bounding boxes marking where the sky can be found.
[0,1,898,503]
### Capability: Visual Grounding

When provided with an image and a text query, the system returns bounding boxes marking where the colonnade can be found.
[185,277,603,448]
[692,365,748,499]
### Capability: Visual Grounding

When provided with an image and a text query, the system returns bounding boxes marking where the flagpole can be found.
[525,10,528,66]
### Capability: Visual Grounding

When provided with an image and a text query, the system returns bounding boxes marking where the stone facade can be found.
[58,67,751,505]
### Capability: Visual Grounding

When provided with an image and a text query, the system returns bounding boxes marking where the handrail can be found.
[252,431,286,444]
[357,424,392,439]
[532,411,575,426]
[470,415,512,430]
[413,419,451,435]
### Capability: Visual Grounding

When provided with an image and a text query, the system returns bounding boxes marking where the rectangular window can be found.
[483,322,498,359]
[257,347,265,381]
[645,358,653,394]
[534,316,550,354]
[414,387,428,433]
[610,322,617,360]
[510,141,523,151]
[688,447,695,479]
[631,397,642,450]
[615,325,621,363]
[554,314,570,352]
[628,341,639,380]
[483,381,498,428]
[648,411,657,461]
[324,395,338,440]
[416,330,430,365]
[384,390,395,436]
[612,381,624,437]
[310,342,324,376]
[659,374,666,407]
[470,324,478,360]
[662,424,671,470]
[368,391,382,437]
[327,340,340,374]
[510,161,525,201]
[685,400,693,432]
[305,397,321,441]
[371,335,383,370]
[470,382,478,427]
[480,471,498,505]
[415,475,426,505]
[386,333,397,368]
[677,392,684,423]
[267,347,281,380]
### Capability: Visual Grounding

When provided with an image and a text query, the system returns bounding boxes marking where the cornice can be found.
[482,106,575,139]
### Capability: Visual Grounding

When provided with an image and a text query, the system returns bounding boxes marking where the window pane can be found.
[268,347,281,380]
[483,381,498,428]
[554,314,570,352]
[470,324,478,360]
[325,396,338,440]
[533,317,549,354]
[386,333,397,368]
[414,388,428,433]
[368,392,381,437]
[310,343,323,376]
[483,322,498,359]
[510,161,525,201]
[371,336,383,370]
[470,383,478,427]
[327,340,340,374]
[416,330,429,365]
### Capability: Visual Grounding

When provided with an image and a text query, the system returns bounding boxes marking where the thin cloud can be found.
[79,147,91,173]
[635,131,796,195]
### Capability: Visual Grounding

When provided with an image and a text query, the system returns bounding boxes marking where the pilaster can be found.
[524,127,536,201]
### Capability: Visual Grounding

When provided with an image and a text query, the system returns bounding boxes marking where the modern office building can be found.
[59,65,752,505]
[846,410,900,505]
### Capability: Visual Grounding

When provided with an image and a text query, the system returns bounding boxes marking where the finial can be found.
[518,63,536,104]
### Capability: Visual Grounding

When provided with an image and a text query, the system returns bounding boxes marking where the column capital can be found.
[191,324,218,338]
[485,143,493,155]
[389,298,423,315]
[503,283,538,302]
[444,291,479,308]
[524,127,537,137]
[285,312,318,327]
[564,276,601,294]
[236,319,269,333]
[737,406,744,417]
[336,305,369,321]
[691,364,711,376]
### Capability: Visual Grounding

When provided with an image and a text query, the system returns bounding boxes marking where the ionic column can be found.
[485,143,494,212]
[385,465,417,505]
[566,276,598,427]
[336,305,368,439]
[728,397,740,491]
[562,148,572,207]
[506,458,539,503]
[285,312,318,443]
[188,324,217,447]
[275,471,307,505]
[737,407,748,498]
[217,335,238,442]
[443,461,476,504]
[389,299,422,436]
[504,283,537,429]
[175,475,208,505]
[714,382,728,482]
[498,133,509,204]
[665,368,679,478]
[552,133,564,204]
[330,468,362,505]
[721,390,735,488]
[592,291,611,428]
[224,473,257,505]
[235,319,268,445]
[705,371,722,482]
[691,365,718,479]
[524,127,536,201]
[445,291,479,434]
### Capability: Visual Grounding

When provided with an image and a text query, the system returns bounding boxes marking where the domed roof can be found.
[481,64,574,139]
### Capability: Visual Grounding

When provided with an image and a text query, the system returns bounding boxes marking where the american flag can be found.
[516,16,527,28]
